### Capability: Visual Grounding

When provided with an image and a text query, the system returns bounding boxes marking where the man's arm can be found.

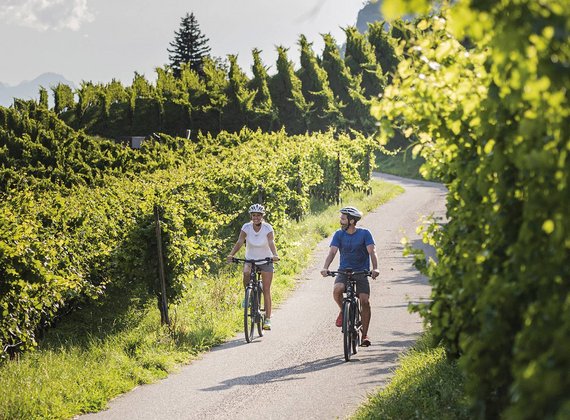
[367,243,380,279]
[320,246,339,276]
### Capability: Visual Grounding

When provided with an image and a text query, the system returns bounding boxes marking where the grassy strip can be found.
[0,179,403,420]
[375,150,428,180]
[352,333,469,420]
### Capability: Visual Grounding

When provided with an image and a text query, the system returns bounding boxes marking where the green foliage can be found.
[249,48,278,131]
[321,34,374,134]
[0,104,377,357]
[225,54,256,131]
[269,46,312,134]
[344,26,386,98]
[377,1,570,418]
[297,35,343,132]
[51,83,74,115]
[367,21,400,83]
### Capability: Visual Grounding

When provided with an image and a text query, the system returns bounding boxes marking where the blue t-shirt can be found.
[330,228,375,271]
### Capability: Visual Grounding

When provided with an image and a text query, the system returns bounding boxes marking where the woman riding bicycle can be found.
[227,204,279,330]
[320,206,379,347]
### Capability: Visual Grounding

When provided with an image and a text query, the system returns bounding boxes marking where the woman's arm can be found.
[267,231,279,261]
[227,230,247,262]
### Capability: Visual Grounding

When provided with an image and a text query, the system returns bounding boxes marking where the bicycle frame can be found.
[232,257,272,343]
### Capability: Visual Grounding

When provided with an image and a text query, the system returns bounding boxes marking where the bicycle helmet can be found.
[340,206,362,221]
[248,203,265,214]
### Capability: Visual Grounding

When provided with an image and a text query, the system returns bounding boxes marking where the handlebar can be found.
[231,257,273,264]
[326,269,372,277]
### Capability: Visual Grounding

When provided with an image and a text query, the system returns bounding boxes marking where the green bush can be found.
[376,1,569,417]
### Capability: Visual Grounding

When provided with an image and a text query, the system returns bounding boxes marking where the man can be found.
[320,206,379,347]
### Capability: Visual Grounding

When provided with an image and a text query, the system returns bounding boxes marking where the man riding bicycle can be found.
[320,206,379,347]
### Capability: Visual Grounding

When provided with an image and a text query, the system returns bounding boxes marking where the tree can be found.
[297,35,342,132]
[249,49,277,131]
[321,34,373,133]
[168,12,211,78]
[269,46,312,134]
[52,83,75,114]
[367,21,399,83]
[344,26,385,97]
[225,54,256,131]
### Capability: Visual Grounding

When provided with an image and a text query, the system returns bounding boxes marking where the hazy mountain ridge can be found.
[356,0,384,33]
[0,72,76,107]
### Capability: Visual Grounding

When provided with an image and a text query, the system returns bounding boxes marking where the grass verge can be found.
[0,178,403,420]
[352,333,469,420]
[375,149,427,180]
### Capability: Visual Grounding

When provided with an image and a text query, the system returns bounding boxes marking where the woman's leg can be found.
[261,271,273,318]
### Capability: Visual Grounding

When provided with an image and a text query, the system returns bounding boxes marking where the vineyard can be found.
[1,0,569,418]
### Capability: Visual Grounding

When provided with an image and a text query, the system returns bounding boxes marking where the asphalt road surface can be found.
[81,173,447,420]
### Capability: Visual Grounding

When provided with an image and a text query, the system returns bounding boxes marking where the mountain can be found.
[356,1,384,33]
[0,72,76,107]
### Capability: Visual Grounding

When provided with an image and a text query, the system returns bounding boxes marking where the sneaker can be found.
[361,336,371,347]
[335,312,343,327]
[263,318,271,330]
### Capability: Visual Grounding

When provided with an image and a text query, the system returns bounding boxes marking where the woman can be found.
[227,203,279,330]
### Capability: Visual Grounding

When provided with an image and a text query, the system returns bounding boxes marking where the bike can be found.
[231,257,272,343]
[327,269,371,361]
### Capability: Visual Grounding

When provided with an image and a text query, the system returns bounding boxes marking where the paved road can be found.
[81,173,447,420]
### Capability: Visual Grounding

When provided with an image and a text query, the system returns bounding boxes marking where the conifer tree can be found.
[297,35,342,132]
[38,87,48,108]
[321,34,373,133]
[102,79,130,137]
[200,57,228,134]
[367,21,399,83]
[168,12,211,78]
[51,83,74,115]
[344,26,385,97]
[226,54,256,131]
[269,46,311,134]
[249,49,277,131]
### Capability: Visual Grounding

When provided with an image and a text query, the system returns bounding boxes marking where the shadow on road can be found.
[200,356,344,391]
[202,330,421,392]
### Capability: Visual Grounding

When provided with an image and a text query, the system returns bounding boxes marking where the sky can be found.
[0,0,369,87]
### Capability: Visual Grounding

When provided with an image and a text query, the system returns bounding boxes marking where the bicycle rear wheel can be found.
[342,300,352,361]
[244,287,255,343]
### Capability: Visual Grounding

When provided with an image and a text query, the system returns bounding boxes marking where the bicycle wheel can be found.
[351,300,361,355]
[256,286,264,337]
[342,300,352,362]
[244,287,255,343]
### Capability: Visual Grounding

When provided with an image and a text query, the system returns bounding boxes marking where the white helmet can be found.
[340,206,362,221]
[248,203,265,214]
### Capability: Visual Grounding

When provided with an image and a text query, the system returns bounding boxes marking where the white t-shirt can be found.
[241,222,274,260]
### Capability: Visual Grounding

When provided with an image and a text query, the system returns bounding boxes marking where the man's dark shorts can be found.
[334,272,370,295]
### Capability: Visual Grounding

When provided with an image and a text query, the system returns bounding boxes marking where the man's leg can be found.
[333,282,345,327]
[359,293,371,338]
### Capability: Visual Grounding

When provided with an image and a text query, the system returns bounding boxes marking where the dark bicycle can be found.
[327,269,372,361]
[231,257,272,343]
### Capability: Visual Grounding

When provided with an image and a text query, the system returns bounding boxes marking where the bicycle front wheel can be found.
[351,300,361,355]
[256,286,264,337]
[244,288,255,343]
[342,300,352,362]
